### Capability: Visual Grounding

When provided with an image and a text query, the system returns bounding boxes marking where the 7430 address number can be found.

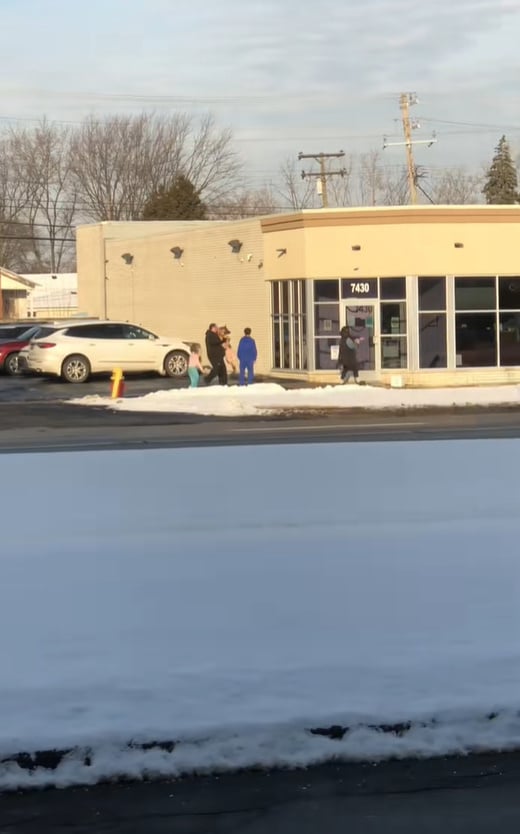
[350,282,371,294]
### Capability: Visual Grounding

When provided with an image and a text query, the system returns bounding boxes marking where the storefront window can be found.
[419,314,447,368]
[455,277,496,367]
[272,283,280,315]
[456,313,496,366]
[381,302,406,335]
[315,338,339,370]
[498,277,520,310]
[379,279,407,369]
[314,279,339,302]
[314,303,340,336]
[453,276,520,367]
[418,277,446,311]
[292,281,300,314]
[381,302,407,367]
[455,277,495,310]
[271,280,307,370]
[380,277,406,300]
[500,312,520,366]
[273,319,281,367]
[281,281,290,312]
[381,338,408,369]
[418,277,447,368]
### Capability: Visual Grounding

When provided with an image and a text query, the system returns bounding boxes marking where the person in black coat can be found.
[338,325,362,384]
[204,323,228,385]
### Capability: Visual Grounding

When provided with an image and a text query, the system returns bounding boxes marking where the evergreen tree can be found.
[483,135,519,204]
[142,175,207,220]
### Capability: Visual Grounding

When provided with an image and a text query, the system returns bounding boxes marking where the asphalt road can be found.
[3,372,520,452]
[3,372,520,832]
[4,751,520,833]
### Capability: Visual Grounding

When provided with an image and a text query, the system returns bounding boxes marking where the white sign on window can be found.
[330,345,339,360]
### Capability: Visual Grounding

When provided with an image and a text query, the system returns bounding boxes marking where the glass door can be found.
[344,304,377,371]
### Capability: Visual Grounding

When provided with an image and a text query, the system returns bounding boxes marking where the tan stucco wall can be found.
[77,224,107,318]
[261,207,520,279]
[99,220,210,241]
[77,218,271,372]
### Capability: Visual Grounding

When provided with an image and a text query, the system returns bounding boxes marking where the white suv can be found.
[23,320,191,383]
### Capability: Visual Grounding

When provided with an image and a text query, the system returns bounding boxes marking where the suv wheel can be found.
[61,354,91,383]
[164,350,188,378]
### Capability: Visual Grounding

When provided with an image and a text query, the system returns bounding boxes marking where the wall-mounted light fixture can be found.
[351,245,361,251]
[121,253,134,265]
[454,242,464,248]
[276,248,287,257]
[170,246,184,259]
[228,239,243,254]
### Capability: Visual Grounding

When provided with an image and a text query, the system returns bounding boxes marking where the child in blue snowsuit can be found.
[237,328,258,386]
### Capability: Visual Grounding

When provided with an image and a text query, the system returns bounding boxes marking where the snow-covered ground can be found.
[2,439,520,789]
[72,381,520,417]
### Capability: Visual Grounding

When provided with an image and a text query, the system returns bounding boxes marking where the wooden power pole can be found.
[298,151,347,208]
[400,93,418,204]
[383,93,437,205]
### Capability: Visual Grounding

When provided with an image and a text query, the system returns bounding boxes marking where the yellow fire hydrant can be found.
[110,367,125,399]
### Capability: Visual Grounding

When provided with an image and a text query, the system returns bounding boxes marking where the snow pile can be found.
[71,381,520,417]
[2,440,520,789]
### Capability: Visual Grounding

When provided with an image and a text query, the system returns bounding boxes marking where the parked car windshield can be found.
[0,325,58,342]
[25,326,59,341]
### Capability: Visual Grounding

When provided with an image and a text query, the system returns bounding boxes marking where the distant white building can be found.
[20,273,78,318]
[0,267,38,319]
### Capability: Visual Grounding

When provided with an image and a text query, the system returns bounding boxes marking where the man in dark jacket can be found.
[204,323,228,386]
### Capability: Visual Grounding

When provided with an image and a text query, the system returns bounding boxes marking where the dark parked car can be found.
[0,325,58,375]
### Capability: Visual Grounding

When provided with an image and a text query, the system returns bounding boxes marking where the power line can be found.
[0,234,74,242]
[0,218,73,228]
[421,116,520,131]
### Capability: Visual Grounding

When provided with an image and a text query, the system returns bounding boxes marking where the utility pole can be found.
[298,151,346,208]
[400,93,418,204]
[383,93,437,205]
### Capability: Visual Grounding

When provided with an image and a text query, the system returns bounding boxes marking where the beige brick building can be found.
[77,205,520,386]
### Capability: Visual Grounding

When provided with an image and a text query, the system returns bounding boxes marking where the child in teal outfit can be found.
[188,343,204,388]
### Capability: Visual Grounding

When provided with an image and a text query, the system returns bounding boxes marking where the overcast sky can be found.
[1,0,519,187]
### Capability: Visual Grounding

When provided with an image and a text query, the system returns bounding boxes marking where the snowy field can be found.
[2,438,520,789]
[72,381,520,417]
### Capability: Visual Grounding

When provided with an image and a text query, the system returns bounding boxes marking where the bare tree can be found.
[7,120,76,272]
[428,167,483,204]
[0,134,40,271]
[355,151,385,206]
[379,167,410,205]
[208,186,280,220]
[319,154,354,208]
[69,112,242,221]
[180,114,243,205]
[276,157,319,210]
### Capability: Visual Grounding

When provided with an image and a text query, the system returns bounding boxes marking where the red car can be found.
[0,325,57,375]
